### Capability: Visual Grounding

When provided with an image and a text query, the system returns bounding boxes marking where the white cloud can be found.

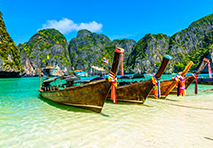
[40,18,103,34]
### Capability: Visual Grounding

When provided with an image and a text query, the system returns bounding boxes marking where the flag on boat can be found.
[103,57,109,64]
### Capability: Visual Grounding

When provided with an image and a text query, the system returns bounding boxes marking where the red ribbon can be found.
[115,48,124,76]
[111,81,117,103]
[173,75,186,97]
[108,71,117,103]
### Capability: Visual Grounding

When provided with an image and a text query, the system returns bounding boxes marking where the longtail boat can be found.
[170,58,209,94]
[149,61,193,98]
[107,55,172,104]
[38,47,124,113]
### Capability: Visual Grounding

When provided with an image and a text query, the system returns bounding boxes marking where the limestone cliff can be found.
[18,29,70,76]
[127,13,213,73]
[0,11,22,74]
[68,29,135,75]
[17,13,213,76]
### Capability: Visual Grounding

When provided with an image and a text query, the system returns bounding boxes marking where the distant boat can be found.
[187,73,213,85]
[38,47,123,113]
[197,78,213,85]
[0,71,25,78]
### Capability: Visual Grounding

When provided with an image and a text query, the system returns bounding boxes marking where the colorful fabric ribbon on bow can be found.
[115,48,124,76]
[151,76,161,99]
[173,75,186,97]
[108,71,117,103]
[192,73,198,94]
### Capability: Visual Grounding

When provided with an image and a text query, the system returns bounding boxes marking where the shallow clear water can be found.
[0,77,213,148]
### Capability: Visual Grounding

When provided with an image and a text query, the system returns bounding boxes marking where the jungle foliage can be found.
[0,11,22,71]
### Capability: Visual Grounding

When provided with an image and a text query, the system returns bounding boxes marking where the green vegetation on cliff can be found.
[127,34,151,68]
[0,11,22,71]
[21,29,67,57]
[20,29,69,68]
[165,13,213,72]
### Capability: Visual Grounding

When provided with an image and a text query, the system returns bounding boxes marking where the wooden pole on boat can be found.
[120,52,123,76]
[155,55,172,79]
[115,47,124,76]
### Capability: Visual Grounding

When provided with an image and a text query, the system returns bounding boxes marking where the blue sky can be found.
[1,0,213,45]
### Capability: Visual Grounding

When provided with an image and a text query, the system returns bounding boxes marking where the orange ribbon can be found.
[173,75,185,97]
[151,76,160,99]
[108,71,117,103]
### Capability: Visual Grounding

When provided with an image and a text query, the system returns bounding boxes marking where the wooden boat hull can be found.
[149,61,194,99]
[149,79,175,98]
[170,76,194,94]
[152,58,209,97]
[197,78,213,85]
[39,79,110,113]
[38,47,123,113]
[108,55,172,104]
[112,79,154,104]
[170,77,213,94]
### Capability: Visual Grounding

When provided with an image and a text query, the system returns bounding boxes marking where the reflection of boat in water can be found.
[38,47,123,113]
[107,55,172,104]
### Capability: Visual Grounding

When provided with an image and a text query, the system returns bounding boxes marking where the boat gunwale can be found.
[116,79,151,89]
[39,79,108,93]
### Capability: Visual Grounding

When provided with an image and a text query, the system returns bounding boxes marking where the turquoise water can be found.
[1,76,213,147]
